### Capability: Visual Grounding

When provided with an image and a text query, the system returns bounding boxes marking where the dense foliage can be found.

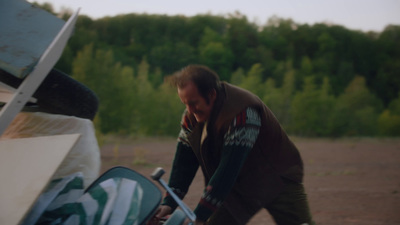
[41,3,400,137]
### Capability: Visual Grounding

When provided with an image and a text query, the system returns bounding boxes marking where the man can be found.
[155,65,313,225]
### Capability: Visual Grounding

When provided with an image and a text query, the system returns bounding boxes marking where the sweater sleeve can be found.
[194,107,261,222]
[162,113,199,210]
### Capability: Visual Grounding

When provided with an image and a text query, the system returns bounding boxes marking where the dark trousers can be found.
[207,178,314,225]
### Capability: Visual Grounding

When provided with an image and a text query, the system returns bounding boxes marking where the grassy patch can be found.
[132,147,149,166]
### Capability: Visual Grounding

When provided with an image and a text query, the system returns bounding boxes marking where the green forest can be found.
[38,3,400,137]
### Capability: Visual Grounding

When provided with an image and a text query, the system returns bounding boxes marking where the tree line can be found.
[37,2,400,137]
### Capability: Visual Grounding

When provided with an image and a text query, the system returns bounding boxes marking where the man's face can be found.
[178,81,216,123]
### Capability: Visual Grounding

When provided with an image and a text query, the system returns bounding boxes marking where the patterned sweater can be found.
[162,107,261,221]
[162,82,304,223]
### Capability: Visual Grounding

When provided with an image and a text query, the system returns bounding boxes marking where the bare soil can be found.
[99,136,400,225]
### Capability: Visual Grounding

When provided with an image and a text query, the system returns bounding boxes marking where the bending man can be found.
[155,65,313,225]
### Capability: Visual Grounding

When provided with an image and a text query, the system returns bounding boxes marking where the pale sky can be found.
[28,0,400,32]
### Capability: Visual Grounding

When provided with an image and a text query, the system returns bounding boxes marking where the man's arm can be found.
[162,114,199,211]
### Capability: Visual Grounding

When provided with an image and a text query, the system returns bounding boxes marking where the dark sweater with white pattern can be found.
[162,107,260,221]
[162,83,304,222]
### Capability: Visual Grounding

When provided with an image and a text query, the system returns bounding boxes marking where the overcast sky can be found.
[28,0,400,32]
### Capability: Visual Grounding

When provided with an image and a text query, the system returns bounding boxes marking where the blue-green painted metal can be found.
[0,0,65,78]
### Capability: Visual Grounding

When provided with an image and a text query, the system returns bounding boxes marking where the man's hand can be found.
[183,218,205,225]
[155,205,172,219]
[194,220,205,225]
[153,205,205,225]
[147,205,172,225]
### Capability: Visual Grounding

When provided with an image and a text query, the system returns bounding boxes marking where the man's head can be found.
[171,65,221,122]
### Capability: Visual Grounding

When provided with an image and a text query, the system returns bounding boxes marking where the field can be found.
[99,137,400,225]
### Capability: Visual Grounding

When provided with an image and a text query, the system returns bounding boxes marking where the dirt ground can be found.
[99,136,400,225]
